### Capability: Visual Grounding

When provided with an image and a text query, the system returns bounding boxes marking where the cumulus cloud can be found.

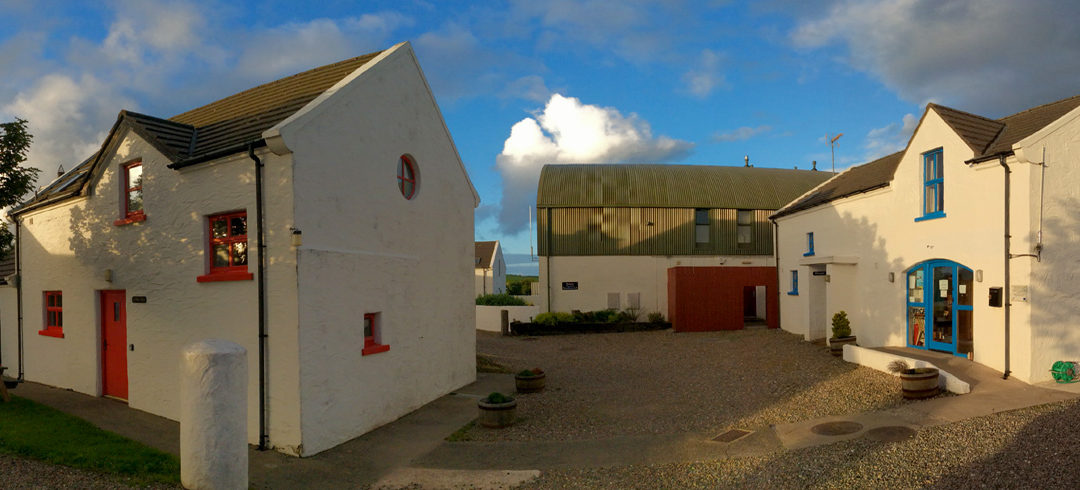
[712,125,773,142]
[495,93,693,233]
[790,0,1080,115]
[1,74,134,177]
[864,113,917,159]
[682,49,728,97]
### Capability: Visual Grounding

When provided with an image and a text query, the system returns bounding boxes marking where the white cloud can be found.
[495,93,693,233]
[712,125,773,142]
[1,74,134,178]
[790,0,1080,115]
[500,75,552,102]
[682,49,727,98]
[864,112,917,159]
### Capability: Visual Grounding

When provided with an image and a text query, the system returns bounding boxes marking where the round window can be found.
[397,155,418,200]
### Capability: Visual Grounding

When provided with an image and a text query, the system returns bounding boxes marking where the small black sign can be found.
[132,296,147,303]
[561,281,578,291]
[812,271,827,276]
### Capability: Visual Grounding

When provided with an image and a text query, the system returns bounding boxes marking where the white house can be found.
[3,42,479,456]
[474,240,506,296]
[773,94,1080,383]
[536,164,832,331]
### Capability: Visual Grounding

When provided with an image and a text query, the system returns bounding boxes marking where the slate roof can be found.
[475,241,498,269]
[537,164,834,210]
[14,51,382,214]
[771,152,903,219]
[773,93,1080,218]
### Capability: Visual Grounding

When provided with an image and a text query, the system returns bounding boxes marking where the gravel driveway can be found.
[471,328,907,441]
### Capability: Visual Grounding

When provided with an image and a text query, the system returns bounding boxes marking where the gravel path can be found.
[0,453,179,489]
[471,329,910,442]
[522,398,1080,489]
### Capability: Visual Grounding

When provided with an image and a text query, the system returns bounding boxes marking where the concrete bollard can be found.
[180,340,248,490]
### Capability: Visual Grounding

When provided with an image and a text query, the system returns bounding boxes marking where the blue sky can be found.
[3,1,1079,275]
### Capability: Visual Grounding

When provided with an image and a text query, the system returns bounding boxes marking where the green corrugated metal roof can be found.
[536,164,834,209]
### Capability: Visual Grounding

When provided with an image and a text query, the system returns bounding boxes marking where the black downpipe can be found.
[15,219,24,381]
[999,155,1012,380]
[249,144,269,450]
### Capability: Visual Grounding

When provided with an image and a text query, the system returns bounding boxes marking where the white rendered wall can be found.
[0,286,17,373]
[16,132,304,451]
[273,43,476,455]
[1014,107,1080,382]
[776,108,1036,380]
[476,305,541,332]
[540,254,773,317]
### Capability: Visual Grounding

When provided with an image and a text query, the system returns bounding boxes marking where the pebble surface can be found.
[0,452,179,489]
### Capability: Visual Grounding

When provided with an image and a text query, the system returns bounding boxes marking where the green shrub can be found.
[647,311,665,323]
[517,368,544,377]
[618,307,641,323]
[534,311,574,326]
[485,392,513,403]
[831,311,852,338]
[591,309,620,323]
[476,293,530,306]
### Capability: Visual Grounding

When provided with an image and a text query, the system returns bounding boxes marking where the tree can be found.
[0,119,41,259]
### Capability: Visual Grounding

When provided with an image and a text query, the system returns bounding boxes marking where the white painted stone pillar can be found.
[180,340,248,490]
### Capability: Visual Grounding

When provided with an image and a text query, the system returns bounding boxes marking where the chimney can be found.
[744,155,750,167]
[811,160,817,171]
[57,164,65,178]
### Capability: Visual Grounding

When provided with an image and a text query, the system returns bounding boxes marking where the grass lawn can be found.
[0,395,180,485]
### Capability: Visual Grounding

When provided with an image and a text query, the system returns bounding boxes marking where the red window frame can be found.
[362,312,390,356]
[397,155,417,200]
[40,291,64,338]
[197,211,254,282]
[114,160,146,226]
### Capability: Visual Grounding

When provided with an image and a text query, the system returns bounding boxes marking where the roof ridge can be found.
[996,93,1080,122]
[169,51,382,124]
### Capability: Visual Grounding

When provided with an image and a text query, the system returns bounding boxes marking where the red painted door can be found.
[101,290,128,400]
[743,286,756,317]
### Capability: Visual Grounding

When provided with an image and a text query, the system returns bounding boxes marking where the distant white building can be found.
[4,42,479,456]
[475,240,506,296]
[773,94,1080,383]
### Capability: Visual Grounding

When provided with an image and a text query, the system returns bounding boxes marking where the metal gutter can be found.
[168,140,268,170]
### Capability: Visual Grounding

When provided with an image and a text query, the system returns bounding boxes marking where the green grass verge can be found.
[445,419,476,442]
[0,396,180,485]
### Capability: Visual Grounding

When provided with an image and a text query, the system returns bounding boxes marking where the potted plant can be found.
[515,368,546,393]
[888,360,941,399]
[828,311,857,356]
[477,392,517,428]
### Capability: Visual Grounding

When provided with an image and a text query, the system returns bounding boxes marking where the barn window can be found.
[736,210,754,247]
[197,211,254,282]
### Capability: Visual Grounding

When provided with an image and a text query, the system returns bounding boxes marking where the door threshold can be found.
[103,395,129,403]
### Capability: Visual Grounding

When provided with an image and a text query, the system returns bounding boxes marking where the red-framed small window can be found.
[397,155,418,200]
[362,312,390,356]
[197,211,254,282]
[40,291,64,338]
[114,160,146,226]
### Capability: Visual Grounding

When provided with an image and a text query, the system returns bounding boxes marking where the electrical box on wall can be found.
[989,287,1003,307]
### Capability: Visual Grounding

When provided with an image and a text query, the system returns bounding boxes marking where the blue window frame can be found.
[787,270,799,295]
[803,232,815,256]
[916,148,946,221]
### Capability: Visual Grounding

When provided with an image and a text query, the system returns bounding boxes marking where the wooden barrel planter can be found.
[829,336,857,357]
[901,367,940,399]
[515,371,546,393]
[477,395,517,428]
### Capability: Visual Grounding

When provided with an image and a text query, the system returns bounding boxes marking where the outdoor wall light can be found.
[888,272,895,283]
[104,269,113,282]
[291,228,303,247]
[976,269,983,282]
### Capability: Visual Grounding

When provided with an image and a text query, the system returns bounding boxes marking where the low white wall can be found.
[843,345,970,394]
[476,305,541,332]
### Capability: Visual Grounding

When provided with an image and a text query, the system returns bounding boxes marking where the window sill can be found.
[38,328,64,338]
[787,291,799,296]
[914,211,946,222]
[197,270,254,283]
[113,214,146,226]
[362,344,390,356]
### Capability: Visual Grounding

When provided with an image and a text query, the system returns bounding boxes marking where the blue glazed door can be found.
[906,260,973,357]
